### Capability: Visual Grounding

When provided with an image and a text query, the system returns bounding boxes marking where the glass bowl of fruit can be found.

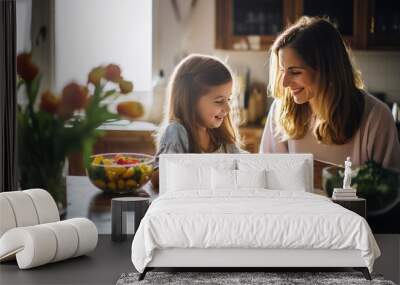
[86,153,155,195]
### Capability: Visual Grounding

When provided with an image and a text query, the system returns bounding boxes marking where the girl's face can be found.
[196,81,232,129]
[278,47,318,105]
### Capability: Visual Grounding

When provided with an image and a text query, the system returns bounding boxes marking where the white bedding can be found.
[131,190,380,273]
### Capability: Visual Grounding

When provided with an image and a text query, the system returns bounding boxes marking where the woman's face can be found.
[278,47,318,105]
[196,81,232,129]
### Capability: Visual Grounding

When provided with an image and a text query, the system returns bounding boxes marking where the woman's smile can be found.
[214,114,225,120]
[291,87,304,96]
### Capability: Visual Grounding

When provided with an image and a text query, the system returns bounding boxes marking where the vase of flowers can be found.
[16,53,143,215]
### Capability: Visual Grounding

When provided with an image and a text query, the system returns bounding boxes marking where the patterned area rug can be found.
[116,271,395,285]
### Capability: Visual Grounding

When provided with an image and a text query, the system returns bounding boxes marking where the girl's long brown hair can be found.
[269,16,365,144]
[156,54,240,153]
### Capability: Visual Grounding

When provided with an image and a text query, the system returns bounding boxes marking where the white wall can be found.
[16,0,32,54]
[54,0,152,92]
[154,0,400,103]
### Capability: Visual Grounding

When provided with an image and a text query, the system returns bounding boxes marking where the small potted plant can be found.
[323,160,400,214]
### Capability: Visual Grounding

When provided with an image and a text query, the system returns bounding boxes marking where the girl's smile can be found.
[197,81,232,129]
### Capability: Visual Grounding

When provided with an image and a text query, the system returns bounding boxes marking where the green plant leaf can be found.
[103,89,116,99]
[29,75,42,106]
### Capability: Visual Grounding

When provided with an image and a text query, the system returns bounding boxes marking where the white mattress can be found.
[131,190,380,273]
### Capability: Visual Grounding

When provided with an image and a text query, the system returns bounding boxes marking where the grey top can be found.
[155,122,244,167]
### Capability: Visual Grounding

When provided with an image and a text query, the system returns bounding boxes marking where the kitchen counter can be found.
[68,121,157,175]
[98,120,157,131]
[68,122,266,175]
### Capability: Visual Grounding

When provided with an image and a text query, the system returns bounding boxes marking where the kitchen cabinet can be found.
[216,0,296,50]
[367,0,400,49]
[216,0,399,50]
[295,0,367,49]
[299,0,400,50]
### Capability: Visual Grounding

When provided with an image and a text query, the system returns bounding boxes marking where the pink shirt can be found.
[260,92,400,170]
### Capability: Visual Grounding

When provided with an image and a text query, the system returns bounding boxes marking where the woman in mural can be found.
[260,16,400,170]
[261,16,400,233]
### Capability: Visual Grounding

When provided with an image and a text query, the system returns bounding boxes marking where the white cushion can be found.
[0,218,97,269]
[238,159,308,191]
[0,196,16,237]
[160,154,313,193]
[236,169,267,189]
[0,189,60,238]
[211,168,236,190]
[0,190,98,269]
[65,218,98,257]
[0,191,40,227]
[268,161,307,191]
[42,221,79,262]
[24,189,60,224]
[168,163,211,191]
[0,226,57,268]
[160,154,237,194]
[166,159,236,192]
[211,169,268,191]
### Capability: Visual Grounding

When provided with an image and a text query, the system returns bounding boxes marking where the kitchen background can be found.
[15,0,400,282]
[16,0,400,186]
[155,0,400,105]
[19,0,400,117]
[17,0,400,188]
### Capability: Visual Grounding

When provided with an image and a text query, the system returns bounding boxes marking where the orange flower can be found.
[39,91,59,114]
[60,83,88,111]
[104,64,122,82]
[88,66,105,85]
[17,53,38,81]
[119,80,133,94]
[117,101,144,120]
[57,106,74,120]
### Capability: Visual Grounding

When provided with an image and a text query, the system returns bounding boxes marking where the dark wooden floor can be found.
[1,234,398,284]
[2,177,397,284]
[0,235,134,285]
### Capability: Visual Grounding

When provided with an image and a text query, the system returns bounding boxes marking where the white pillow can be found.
[166,160,235,192]
[266,161,307,191]
[211,168,236,190]
[167,162,210,191]
[238,159,308,191]
[236,169,267,189]
[211,169,267,190]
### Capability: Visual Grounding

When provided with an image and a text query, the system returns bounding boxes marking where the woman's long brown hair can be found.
[269,16,365,144]
[156,54,240,153]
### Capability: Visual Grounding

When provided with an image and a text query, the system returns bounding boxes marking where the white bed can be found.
[131,154,380,280]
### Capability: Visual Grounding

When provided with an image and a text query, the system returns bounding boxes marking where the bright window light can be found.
[54,0,152,92]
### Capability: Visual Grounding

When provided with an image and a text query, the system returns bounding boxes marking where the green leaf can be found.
[103,89,117,99]
[81,132,103,169]
[82,139,94,169]
[29,75,42,106]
